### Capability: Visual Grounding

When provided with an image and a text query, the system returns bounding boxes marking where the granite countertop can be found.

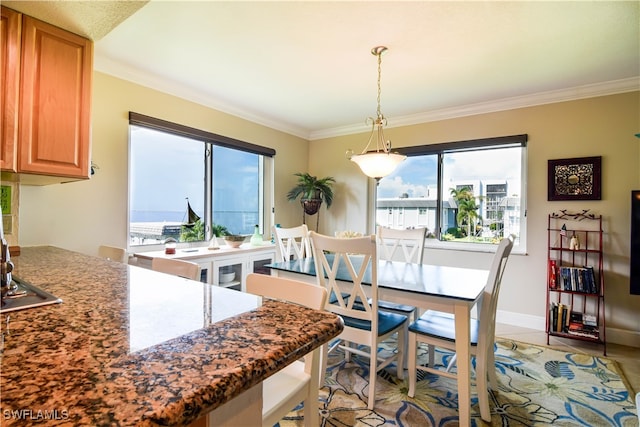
[0,246,343,426]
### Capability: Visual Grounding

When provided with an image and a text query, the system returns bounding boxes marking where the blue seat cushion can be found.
[408,310,479,346]
[370,298,416,315]
[342,310,408,336]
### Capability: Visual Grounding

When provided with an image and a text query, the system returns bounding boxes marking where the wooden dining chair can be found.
[246,273,327,427]
[151,257,201,281]
[98,245,128,263]
[309,231,408,410]
[407,235,514,422]
[273,224,312,262]
[375,226,427,322]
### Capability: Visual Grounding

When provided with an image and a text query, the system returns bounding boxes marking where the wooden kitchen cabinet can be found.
[0,6,20,171]
[1,6,93,182]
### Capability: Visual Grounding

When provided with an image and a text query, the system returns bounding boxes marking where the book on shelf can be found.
[556,265,598,293]
[567,322,599,339]
[548,259,558,289]
[548,302,572,332]
[563,311,599,339]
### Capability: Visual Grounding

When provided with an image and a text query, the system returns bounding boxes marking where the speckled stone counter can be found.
[0,247,343,426]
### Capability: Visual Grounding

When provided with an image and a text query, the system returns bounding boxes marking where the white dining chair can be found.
[246,273,327,427]
[375,226,427,322]
[273,224,312,262]
[407,235,513,422]
[98,245,128,263]
[151,257,201,281]
[309,231,408,410]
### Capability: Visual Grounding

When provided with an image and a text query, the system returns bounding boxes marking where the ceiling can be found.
[5,1,639,140]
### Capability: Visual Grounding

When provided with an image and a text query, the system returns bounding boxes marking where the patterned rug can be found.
[280,339,638,426]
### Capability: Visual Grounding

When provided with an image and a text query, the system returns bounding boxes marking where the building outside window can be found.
[376,134,527,249]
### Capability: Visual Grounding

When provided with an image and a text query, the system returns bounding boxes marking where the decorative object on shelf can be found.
[348,46,406,180]
[164,238,177,255]
[569,233,580,250]
[250,225,263,246]
[546,210,606,355]
[548,156,602,201]
[223,235,246,248]
[286,172,335,230]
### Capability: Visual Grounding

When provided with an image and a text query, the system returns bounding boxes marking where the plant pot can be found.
[301,198,322,216]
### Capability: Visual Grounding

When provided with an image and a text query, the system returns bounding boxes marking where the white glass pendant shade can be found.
[351,151,406,179]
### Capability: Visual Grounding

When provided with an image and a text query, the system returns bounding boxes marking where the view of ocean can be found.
[130,210,258,235]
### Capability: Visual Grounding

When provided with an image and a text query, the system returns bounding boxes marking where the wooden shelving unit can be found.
[546,210,606,355]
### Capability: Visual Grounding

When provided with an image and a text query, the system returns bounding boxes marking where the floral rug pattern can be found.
[280,339,638,426]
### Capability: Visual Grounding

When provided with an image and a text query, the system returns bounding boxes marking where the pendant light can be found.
[349,46,406,180]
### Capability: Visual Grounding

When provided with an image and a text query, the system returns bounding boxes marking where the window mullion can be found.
[436,153,444,240]
[204,144,213,241]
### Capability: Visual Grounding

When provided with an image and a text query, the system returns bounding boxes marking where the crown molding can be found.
[310,77,639,140]
[96,53,638,142]
[94,56,311,139]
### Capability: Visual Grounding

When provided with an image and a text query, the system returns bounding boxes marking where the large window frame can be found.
[374,134,528,253]
[128,112,275,250]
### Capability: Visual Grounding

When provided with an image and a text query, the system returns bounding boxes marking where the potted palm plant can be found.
[287,173,335,227]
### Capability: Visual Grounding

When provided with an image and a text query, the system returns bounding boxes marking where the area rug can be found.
[280,339,638,426]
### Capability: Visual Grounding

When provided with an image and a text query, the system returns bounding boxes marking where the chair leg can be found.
[487,348,498,390]
[476,347,491,422]
[396,326,406,380]
[368,341,378,410]
[344,341,352,362]
[305,347,321,427]
[428,342,435,367]
[408,333,418,398]
[445,353,457,372]
[319,343,328,389]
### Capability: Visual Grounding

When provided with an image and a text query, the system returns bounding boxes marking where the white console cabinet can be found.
[134,244,276,293]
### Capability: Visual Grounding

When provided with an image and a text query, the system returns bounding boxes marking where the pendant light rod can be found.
[350,45,406,180]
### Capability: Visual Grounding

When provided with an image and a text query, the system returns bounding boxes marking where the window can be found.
[128,113,275,248]
[376,134,527,249]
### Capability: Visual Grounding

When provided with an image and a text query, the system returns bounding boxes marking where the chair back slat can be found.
[478,235,514,354]
[377,227,426,264]
[98,245,128,263]
[151,257,201,281]
[246,273,327,310]
[273,224,311,262]
[310,232,378,323]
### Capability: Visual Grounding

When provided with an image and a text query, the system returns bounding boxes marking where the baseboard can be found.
[496,309,640,348]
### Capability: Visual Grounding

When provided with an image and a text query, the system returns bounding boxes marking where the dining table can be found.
[267,257,489,426]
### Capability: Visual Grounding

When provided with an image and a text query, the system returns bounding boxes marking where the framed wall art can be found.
[548,156,601,201]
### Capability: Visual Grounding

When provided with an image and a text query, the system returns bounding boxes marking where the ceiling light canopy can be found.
[349,46,406,180]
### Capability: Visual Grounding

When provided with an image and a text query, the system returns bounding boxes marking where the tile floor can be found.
[495,323,640,395]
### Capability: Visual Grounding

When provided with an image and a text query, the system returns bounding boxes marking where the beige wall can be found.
[17,71,639,345]
[309,91,640,346]
[19,71,309,253]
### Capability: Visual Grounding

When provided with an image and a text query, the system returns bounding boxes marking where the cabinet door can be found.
[212,257,244,291]
[18,16,93,178]
[194,259,212,284]
[249,251,275,275]
[0,6,20,172]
